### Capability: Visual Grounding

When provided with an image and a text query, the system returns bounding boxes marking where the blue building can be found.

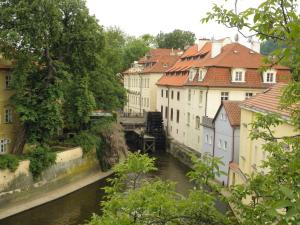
[212,101,241,186]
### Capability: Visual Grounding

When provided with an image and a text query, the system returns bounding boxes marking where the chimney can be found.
[211,40,222,58]
[211,37,232,58]
[198,38,209,51]
[250,41,260,53]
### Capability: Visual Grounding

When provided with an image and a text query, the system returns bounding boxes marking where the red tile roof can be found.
[223,101,242,127]
[156,74,189,87]
[214,101,242,127]
[241,83,290,117]
[158,40,291,87]
[123,48,181,75]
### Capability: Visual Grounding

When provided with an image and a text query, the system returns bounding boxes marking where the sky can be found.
[86,0,263,45]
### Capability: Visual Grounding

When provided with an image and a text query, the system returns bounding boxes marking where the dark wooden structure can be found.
[120,112,165,152]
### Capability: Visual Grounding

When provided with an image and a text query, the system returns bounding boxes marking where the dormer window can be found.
[263,69,277,83]
[198,68,207,81]
[189,69,197,81]
[232,68,245,82]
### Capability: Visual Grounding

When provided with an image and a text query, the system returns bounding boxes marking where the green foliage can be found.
[156,29,196,50]
[89,152,231,225]
[0,154,20,172]
[203,0,300,223]
[68,131,98,155]
[28,145,56,179]
[0,0,127,148]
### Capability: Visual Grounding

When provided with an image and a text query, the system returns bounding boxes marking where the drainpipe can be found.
[228,127,235,186]
[204,87,209,116]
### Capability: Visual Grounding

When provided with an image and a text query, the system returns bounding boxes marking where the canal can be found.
[0,152,193,225]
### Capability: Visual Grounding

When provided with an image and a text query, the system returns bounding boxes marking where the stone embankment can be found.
[0,147,112,220]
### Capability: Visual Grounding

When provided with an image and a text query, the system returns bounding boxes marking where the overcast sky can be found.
[86,0,263,44]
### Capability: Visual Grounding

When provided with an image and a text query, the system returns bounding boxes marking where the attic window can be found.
[263,69,277,83]
[198,69,207,81]
[189,69,196,81]
[163,64,168,68]
[232,68,246,82]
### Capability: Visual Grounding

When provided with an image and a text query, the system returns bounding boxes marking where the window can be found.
[161,105,163,116]
[266,73,274,83]
[171,91,174,99]
[263,70,277,83]
[218,139,222,148]
[232,68,245,82]
[220,113,226,121]
[0,139,9,154]
[177,91,180,101]
[205,135,209,143]
[161,89,163,98]
[147,98,149,107]
[199,91,203,104]
[5,74,12,89]
[165,106,168,119]
[187,112,190,125]
[221,92,229,101]
[188,89,191,101]
[245,92,253,99]
[189,69,196,81]
[195,116,200,129]
[170,108,173,121]
[166,90,169,98]
[4,108,12,123]
[176,110,180,123]
[209,136,213,145]
[235,71,243,81]
[224,141,228,150]
[198,69,207,81]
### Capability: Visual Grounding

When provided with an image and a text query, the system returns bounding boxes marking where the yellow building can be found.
[0,56,20,154]
[229,83,298,185]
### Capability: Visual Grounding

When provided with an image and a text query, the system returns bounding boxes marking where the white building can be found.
[156,38,291,154]
[123,49,181,114]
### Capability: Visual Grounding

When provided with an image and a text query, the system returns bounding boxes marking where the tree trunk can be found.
[11,127,26,155]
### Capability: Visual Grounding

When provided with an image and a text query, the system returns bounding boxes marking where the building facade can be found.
[229,83,298,186]
[123,49,181,114]
[213,101,241,185]
[0,56,20,154]
[156,38,291,155]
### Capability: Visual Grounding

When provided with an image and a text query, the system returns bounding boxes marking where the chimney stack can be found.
[198,38,209,51]
[250,41,260,53]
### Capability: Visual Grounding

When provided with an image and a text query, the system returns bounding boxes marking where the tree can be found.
[0,0,126,150]
[260,39,279,55]
[89,152,233,225]
[203,0,300,223]
[156,29,196,50]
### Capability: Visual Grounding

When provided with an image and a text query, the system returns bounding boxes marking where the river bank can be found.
[0,170,113,220]
[0,152,192,225]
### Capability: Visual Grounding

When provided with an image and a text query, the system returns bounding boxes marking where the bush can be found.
[29,145,56,179]
[0,154,20,172]
[69,131,98,154]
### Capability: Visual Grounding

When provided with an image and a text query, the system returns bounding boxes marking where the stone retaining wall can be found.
[0,147,100,206]
[167,138,201,168]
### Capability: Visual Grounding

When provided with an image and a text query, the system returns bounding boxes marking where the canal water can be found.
[0,152,193,225]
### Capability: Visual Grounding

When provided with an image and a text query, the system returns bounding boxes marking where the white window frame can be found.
[263,69,277,83]
[232,68,245,82]
[221,92,229,101]
[189,69,196,81]
[245,92,253,99]
[205,134,209,143]
[195,116,200,129]
[198,68,207,81]
[4,108,12,123]
[0,139,10,154]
